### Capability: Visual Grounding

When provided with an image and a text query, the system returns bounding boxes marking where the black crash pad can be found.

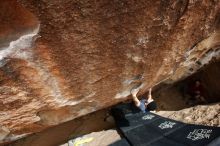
[166,124,220,146]
[109,138,131,146]
[111,103,220,146]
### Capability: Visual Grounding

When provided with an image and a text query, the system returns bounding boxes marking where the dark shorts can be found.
[147,101,157,111]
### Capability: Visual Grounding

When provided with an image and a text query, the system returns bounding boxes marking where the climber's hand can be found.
[131,88,139,97]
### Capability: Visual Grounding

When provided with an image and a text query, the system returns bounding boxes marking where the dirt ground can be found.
[60,129,121,146]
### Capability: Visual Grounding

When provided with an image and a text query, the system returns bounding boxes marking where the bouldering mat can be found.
[109,138,131,146]
[111,103,220,146]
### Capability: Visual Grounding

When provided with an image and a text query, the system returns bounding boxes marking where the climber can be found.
[188,80,207,104]
[131,87,157,113]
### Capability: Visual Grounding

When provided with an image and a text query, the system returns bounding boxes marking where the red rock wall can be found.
[0,0,220,143]
[0,0,38,47]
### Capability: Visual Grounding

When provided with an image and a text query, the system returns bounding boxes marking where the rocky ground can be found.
[157,103,220,127]
[60,129,121,146]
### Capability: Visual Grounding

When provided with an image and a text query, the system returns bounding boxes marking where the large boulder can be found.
[0,0,220,143]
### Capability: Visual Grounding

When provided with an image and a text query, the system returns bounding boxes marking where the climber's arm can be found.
[132,95,141,107]
[131,89,141,107]
[148,88,153,100]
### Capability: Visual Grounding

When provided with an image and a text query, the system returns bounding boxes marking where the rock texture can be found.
[0,0,38,48]
[0,0,220,143]
[10,109,115,146]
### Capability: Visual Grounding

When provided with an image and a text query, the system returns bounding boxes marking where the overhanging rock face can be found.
[0,0,220,143]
